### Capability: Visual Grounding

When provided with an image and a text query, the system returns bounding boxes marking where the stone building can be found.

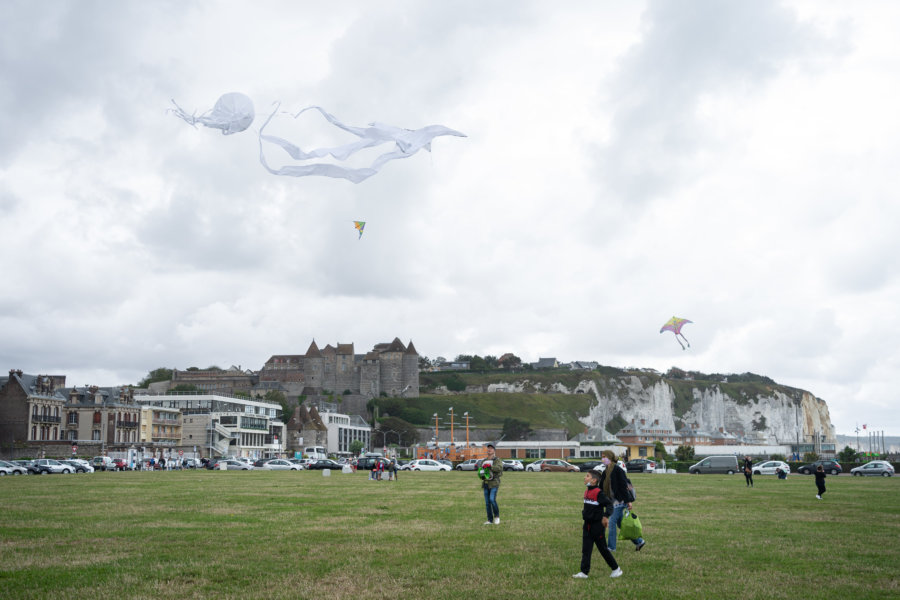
[0,369,140,458]
[259,338,420,400]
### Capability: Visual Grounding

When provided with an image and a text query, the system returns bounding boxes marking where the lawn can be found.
[1,470,898,600]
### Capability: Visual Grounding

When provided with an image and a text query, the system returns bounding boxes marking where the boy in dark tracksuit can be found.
[815,465,827,499]
[573,470,622,579]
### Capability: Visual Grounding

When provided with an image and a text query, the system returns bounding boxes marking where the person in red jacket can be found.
[573,470,622,579]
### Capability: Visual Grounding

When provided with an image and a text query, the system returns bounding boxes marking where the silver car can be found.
[850,461,894,477]
[0,460,28,475]
[455,459,479,471]
[31,459,74,474]
[258,459,299,471]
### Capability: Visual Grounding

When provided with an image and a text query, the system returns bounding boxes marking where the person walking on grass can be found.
[815,464,827,499]
[573,470,622,579]
[477,443,503,525]
[743,456,754,488]
[599,450,646,552]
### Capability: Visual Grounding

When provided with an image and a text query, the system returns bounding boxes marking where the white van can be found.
[303,446,327,460]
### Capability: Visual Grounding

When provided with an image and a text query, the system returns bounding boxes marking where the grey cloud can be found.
[597,0,848,204]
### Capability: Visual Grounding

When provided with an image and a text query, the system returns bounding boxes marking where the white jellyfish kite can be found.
[169,92,465,183]
[170,92,255,135]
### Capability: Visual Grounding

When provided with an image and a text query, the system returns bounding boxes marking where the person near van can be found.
[477,443,503,525]
[815,465,827,499]
[390,459,398,481]
[743,456,753,487]
[573,469,622,579]
[599,450,646,552]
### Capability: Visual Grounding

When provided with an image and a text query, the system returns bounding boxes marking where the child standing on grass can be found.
[815,465,827,499]
[573,470,622,579]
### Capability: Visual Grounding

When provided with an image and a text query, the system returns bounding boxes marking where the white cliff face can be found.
[564,377,831,442]
[439,375,835,442]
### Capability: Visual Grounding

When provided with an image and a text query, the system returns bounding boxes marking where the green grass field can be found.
[1,470,898,599]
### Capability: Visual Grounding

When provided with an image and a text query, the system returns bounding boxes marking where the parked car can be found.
[406,459,451,472]
[526,459,549,472]
[625,459,657,473]
[258,459,300,471]
[797,460,842,475]
[437,460,453,469]
[456,459,479,471]
[502,460,525,471]
[752,460,791,476]
[12,460,34,473]
[689,455,740,475]
[539,459,580,473]
[91,456,115,471]
[0,460,28,475]
[61,459,94,473]
[31,459,74,474]
[850,461,894,477]
[0,464,13,476]
[306,459,342,470]
[111,458,130,471]
[220,459,253,470]
[578,461,603,472]
[354,456,382,470]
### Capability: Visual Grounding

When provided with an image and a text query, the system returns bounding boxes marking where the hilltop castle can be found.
[258,338,419,399]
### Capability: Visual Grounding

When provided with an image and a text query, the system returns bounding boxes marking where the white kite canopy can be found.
[169,92,465,182]
[170,92,255,135]
[257,104,466,183]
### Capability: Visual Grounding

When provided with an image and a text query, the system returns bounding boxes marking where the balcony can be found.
[32,415,61,424]
[117,420,139,428]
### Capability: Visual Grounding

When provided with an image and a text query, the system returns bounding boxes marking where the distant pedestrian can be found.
[743,456,753,487]
[390,459,398,481]
[477,443,503,525]
[573,469,622,579]
[815,465,827,499]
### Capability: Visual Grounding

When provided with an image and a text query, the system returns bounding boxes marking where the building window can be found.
[525,448,546,459]
[92,430,101,441]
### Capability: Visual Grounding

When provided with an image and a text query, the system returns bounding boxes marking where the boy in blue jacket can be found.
[573,470,622,579]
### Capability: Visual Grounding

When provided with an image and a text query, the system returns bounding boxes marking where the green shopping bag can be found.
[618,509,643,541]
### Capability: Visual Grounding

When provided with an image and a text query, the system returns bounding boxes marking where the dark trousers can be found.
[817,483,826,496]
[745,471,753,486]
[581,521,619,575]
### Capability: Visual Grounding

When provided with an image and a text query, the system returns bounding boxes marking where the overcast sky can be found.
[2,1,899,435]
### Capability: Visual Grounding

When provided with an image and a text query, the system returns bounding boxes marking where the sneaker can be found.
[483,521,493,525]
[635,541,646,552]
[493,517,500,525]
[816,495,821,500]
[572,572,589,579]
[610,568,623,578]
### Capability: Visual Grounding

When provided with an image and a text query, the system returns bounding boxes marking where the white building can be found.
[320,409,371,456]
[135,393,285,459]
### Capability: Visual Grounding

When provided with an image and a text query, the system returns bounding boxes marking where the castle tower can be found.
[334,343,356,394]
[303,340,324,394]
[378,338,406,396]
[402,340,420,397]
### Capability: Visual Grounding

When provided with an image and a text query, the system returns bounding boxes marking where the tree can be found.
[483,355,498,369]
[349,440,365,456]
[497,353,522,370]
[674,445,695,461]
[502,418,532,441]
[803,452,819,463]
[264,390,291,421]
[418,356,432,370]
[137,368,172,388]
[769,453,787,462]
[837,446,860,464]
[654,441,667,460]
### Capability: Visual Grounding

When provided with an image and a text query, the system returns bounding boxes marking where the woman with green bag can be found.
[599,450,646,552]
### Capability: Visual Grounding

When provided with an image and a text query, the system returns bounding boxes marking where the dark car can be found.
[579,461,603,472]
[307,459,342,470]
[625,459,657,473]
[797,460,842,475]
